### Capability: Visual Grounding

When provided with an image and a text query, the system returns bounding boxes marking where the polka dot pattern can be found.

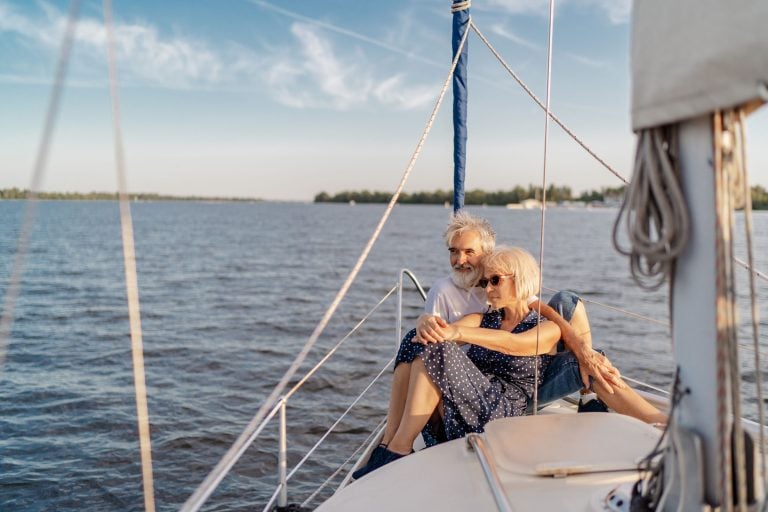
[396,309,552,442]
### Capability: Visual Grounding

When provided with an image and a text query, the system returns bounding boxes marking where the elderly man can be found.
[378,212,663,452]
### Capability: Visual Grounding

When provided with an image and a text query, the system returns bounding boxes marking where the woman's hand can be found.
[415,314,449,344]
[576,349,625,393]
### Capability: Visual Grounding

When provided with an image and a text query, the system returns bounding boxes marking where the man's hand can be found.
[576,348,625,394]
[415,314,449,344]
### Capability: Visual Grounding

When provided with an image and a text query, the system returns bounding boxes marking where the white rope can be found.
[179,24,471,512]
[451,1,471,12]
[469,20,629,185]
[301,418,387,508]
[284,285,397,401]
[102,2,155,510]
[531,0,556,416]
[0,0,81,372]
[612,127,690,290]
[735,108,766,496]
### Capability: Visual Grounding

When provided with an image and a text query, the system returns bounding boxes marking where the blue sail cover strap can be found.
[452,1,469,213]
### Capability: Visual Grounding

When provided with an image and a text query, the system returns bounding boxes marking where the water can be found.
[1,201,767,511]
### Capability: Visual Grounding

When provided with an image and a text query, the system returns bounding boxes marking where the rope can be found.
[301,418,387,508]
[0,0,81,372]
[451,1,471,13]
[737,108,767,489]
[532,0,557,416]
[714,110,737,509]
[469,21,629,185]
[179,25,471,512]
[612,127,690,290]
[721,110,751,512]
[102,2,155,510]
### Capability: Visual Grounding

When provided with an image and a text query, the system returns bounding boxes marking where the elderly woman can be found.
[354,246,561,479]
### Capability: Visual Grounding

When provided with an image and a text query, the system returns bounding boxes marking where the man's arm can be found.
[531,300,625,393]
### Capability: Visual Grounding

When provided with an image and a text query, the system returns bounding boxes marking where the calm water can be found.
[1,201,767,511]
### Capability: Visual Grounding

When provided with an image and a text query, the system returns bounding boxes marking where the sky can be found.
[1,0,767,201]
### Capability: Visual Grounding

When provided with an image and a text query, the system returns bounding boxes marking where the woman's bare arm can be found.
[445,316,560,356]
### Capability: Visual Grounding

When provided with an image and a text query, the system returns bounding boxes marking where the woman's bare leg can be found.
[387,357,441,455]
[592,379,666,424]
[381,363,411,445]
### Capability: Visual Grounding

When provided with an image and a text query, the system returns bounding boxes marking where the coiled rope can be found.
[612,127,690,290]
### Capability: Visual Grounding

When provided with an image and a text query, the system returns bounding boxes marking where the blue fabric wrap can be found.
[452,1,469,213]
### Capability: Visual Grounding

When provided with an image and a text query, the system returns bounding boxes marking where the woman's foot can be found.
[351,447,410,480]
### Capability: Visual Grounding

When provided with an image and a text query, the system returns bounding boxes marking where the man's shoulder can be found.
[429,276,456,290]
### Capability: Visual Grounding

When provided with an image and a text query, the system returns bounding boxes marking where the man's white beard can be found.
[450,266,481,289]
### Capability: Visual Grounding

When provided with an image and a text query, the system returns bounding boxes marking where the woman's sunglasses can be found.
[478,274,514,288]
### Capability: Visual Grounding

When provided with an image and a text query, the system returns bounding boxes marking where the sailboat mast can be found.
[451,0,469,213]
[672,115,731,507]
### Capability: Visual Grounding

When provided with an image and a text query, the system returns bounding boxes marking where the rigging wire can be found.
[469,21,629,185]
[737,108,767,493]
[0,0,81,372]
[284,285,397,401]
[531,0,556,415]
[179,24,472,512]
[102,2,156,510]
[301,418,387,508]
[262,352,394,512]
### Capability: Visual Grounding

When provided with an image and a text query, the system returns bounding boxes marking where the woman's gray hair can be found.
[481,246,540,300]
[444,211,496,253]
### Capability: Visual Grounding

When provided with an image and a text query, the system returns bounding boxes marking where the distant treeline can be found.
[316,185,768,209]
[315,185,626,205]
[0,188,260,202]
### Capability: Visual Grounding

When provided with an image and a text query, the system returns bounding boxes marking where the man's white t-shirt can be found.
[424,276,488,322]
[424,276,539,322]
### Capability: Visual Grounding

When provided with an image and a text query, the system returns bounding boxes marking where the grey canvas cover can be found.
[631,0,768,131]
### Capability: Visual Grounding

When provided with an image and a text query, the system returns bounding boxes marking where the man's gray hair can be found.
[444,210,496,253]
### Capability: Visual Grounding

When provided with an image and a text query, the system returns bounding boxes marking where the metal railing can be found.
[244,269,427,510]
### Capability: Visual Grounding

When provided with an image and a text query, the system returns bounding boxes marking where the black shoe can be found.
[578,395,609,413]
[351,447,408,480]
[352,444,388,480]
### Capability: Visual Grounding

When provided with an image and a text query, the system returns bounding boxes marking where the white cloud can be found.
[0,1,225,88]
[0,2,439,111]
[374,75,437,110]
[484,0,631,24]
[489,23,540,50]
[264,22,435,111]
[566,52,606,68]
[588,0,631,24]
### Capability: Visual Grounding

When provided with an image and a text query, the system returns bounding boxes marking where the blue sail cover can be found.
[452,1,469,213]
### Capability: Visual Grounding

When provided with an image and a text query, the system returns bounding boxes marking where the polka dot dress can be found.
[396,309,552,442]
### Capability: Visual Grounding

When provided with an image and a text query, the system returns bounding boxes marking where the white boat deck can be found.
[319,409,661,511]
